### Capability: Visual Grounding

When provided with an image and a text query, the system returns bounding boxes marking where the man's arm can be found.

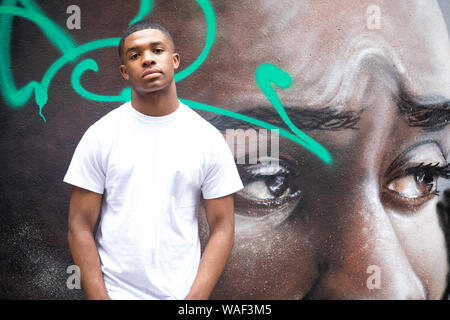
[185,194,235,300]
[67,186,110,300]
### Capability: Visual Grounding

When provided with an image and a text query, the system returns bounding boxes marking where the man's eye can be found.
[129,53,138,60]
[154,48,164,53]
[386,169,437,199]
[235,157,301,217]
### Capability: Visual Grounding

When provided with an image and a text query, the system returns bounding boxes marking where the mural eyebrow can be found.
[207,107,361,132]
[397,92,450,131]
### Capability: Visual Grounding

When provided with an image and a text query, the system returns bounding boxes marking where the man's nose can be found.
[142,51,155,67]
[306,180,427,300]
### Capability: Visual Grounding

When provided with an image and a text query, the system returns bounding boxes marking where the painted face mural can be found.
[0,0,449,299]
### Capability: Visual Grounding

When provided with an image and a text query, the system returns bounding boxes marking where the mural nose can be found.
[305,255,427,299]
[305,187,427,299]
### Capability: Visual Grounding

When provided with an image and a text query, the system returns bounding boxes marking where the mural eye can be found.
[235,156,301,217]
[383,143,450,208]
[384,161,450,206]
[386,170,437,199]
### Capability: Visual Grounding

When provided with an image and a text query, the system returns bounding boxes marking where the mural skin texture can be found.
[0,0,450,299]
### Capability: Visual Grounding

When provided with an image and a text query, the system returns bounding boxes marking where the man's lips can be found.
[142,69,162,79]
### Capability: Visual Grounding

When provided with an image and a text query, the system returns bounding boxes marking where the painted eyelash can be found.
[404,162,450,179]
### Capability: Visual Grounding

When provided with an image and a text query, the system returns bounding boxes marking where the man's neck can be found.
[130,82,179,117]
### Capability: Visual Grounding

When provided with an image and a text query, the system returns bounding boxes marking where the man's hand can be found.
[185,194,235,300]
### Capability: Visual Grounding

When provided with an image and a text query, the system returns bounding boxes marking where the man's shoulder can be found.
[78,102,129,146]
[181,102,223,139]
[89,102,129,132]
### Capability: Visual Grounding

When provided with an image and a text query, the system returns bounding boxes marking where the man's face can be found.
[119,28,180,94]
[180,0,450,299]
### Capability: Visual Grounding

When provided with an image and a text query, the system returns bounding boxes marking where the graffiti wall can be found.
[1,0,450,299]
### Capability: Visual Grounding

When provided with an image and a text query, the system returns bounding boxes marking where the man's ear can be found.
[172,53,180,70]
[119,64,129,80]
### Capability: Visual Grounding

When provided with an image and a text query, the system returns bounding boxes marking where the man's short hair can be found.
[118,21,175,63]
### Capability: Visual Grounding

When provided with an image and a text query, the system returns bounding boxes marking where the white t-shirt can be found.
[63,101,244,300]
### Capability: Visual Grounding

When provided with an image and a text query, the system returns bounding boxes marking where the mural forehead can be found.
[183,0,450,109]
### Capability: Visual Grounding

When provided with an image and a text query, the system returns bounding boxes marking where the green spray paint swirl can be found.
[0,0,332,164]
[255,64,332,164]
[129,0,154,26]
[69,0,216,103]
[0,1,77,117]
[181,63,332,165]
[0,0,152,120]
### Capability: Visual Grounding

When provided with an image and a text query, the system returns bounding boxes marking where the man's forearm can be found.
[68,229,110,300]
[185,227,234,300]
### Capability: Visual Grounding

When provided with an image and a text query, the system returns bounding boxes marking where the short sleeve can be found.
[201,130,244,199]
[63,125,106,194]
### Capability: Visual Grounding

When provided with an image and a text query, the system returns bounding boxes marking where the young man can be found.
[64,21,243,300]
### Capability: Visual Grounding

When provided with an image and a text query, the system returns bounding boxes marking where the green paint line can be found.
[0,5,76,109]
[69,0,216,106]
[181,99,332,165]
[71,59,131,102]
[0,3,75,51]
[0,1,331,165]
[20,0,47,16]
[174,0,215,83]
[255,64,332,164]
[0,0,152,114]
[0,0,214,119]
[129,0,154,25]
[38,37,121,109]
